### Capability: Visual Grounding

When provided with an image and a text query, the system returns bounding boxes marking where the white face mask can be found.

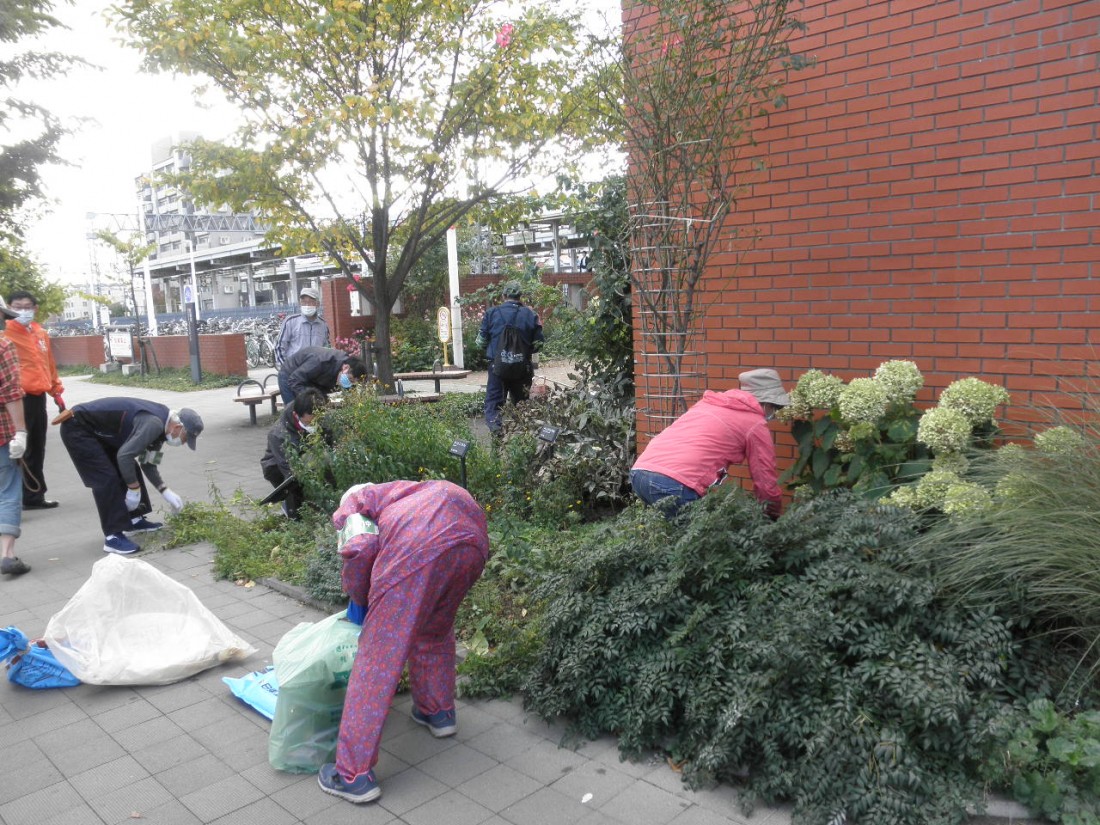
[14,310,34,326]
[301,305,318,317]
[165,412,184,447]
[166,433,183,447]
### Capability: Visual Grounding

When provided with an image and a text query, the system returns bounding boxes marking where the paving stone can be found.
[112,715,189,753]
[156,753,232,797]
[601,777,692,824]
[550,760,637,809]
[141,679,215,714]
[208,795,300,825]
[169,695,250,731]
[125,797,204,825]
[455,762,543,812]
[36,716,127,776]
[133,733,210,774]
[382,724,460,766]
[500,786,596,825]
[670,804,757,825]
[375,766,449,817]
[303,796,399,825]
[0,780,86,825]
[178,774,265,821]
[416,741,497,787]
[93,696,162,734]
[70,754,151,798]
[403,788,496,825]
[507,737,589,784]
[84,775,175,824]
[38,802,107,825]
[0,742,63,806]
[68,684,142,715]
[466,720,541,763]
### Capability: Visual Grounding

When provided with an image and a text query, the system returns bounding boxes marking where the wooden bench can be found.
[234,374,281,425]
[393,369,472,394]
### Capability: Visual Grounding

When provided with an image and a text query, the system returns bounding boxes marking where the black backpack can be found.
[491,306,532,382]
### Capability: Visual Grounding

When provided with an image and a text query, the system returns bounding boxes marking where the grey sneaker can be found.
[1,556,30,576]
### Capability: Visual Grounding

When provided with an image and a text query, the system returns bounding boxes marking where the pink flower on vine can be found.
[347,284,356,292]
[496,23,513,48]
[661,35,683,57]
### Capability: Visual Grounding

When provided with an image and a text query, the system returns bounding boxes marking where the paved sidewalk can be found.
[0,366,1036,825]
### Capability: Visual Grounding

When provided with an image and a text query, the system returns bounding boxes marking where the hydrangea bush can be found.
[781,361,1009,504]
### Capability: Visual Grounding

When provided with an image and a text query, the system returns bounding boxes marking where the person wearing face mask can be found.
[56,398,204,555]
[260,388,328,520]
[275,286,331,403]
[2,290,64,510]
[278,345,367,403]
[630,368,790,519]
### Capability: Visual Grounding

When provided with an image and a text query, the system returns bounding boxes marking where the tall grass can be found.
[918,394,1100,681]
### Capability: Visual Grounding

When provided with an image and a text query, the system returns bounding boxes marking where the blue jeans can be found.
[630,469,700,517]
[0,444,23,538]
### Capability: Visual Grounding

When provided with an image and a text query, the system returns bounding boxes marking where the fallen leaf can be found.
[581,793,593,804]
[667,756,685,772]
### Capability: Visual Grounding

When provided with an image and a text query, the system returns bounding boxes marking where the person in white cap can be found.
[630,368,790,518]
[275,285,330,402]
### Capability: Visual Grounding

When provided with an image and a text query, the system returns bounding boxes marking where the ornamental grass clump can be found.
[918,409,1100,678]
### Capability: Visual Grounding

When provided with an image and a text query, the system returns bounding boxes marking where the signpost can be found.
[436,306,453,368]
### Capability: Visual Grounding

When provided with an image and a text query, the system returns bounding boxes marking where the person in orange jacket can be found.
[3,291,64,509]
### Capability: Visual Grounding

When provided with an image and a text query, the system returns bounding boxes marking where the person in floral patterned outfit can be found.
[317,479,490,804]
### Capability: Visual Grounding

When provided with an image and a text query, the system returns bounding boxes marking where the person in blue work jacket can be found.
[274,286,331,402]
[58,398,203,555]
[476,282,544,436]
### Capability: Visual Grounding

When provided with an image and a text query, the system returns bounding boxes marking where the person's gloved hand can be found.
[125,487,141,510]
[8,430,26,460]
[52,393,65,411]
[531,353,540,369]
[162,488,184,512]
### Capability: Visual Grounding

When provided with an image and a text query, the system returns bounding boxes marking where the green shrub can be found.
[523,488,1045,824]
[983,699,1100,824]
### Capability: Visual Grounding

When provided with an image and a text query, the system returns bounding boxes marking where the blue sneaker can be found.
[412,706,456,738]
[125,517,163,533]
[317,764,381,803]
[103,534,140,555]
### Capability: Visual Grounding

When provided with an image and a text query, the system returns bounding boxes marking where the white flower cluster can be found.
[942,481,993,517]
[932,452,970,475]
[1034,425,1088,456]
[916,406,972,454]
[873,360,924,404]
[837,378,887,425]
[938,378,1010,425]
[886,468,989,516]
[795,369,845,409]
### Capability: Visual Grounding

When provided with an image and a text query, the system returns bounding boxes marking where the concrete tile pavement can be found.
[0,366,788,825]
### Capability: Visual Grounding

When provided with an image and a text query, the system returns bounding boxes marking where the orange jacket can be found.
[2,321,63,397]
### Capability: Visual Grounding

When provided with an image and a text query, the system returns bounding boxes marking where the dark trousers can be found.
[59,421,152,536]
[21,393,49,505]
[484,369,532,433]
[262,463,303,519]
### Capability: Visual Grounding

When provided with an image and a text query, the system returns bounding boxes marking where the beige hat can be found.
[738,368,790,407]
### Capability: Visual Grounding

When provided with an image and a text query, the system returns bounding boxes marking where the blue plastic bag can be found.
[223,666,280,721]
[0,626,81,689]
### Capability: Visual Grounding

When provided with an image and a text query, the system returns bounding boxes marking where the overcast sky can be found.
[17,0,621,286]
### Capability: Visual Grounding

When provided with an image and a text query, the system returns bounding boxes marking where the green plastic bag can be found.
[268,610,362,773]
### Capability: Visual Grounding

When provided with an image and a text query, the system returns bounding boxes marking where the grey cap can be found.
[177,408,204,450]
[738,368,791,407]
[299,287,321,302]
[502,281,522,299]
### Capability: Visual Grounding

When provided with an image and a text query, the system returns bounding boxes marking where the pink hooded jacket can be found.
[632,389,782,514]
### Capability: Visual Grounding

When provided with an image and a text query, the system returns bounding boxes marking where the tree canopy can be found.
[115,0,613,383]
[1,0,83,242]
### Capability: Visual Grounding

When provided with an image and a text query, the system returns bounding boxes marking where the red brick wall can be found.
[633,0,1099,477]
[52,334,248,377]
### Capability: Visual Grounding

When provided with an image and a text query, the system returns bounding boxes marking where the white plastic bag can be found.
[42,555,257,685]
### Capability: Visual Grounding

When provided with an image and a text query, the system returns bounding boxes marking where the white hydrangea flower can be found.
[932,452,970,475]
[942,482,993,517]
[917,407,972,454]
[837,378,887,425]
[885,485,919,509]
[994,472,1032,503]
[794,369,846,410]
[873,360,924,404]
[1034,425,1088,456]
[913,468,963,510]
[938,378,1009,425]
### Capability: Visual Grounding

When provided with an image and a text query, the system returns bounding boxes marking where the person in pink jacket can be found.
[318,479,490,805]
[631,368,790,518]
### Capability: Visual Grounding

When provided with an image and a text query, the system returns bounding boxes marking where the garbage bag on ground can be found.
[0,626,80,689]
[269,610,361,773]
[41,554,257,686]
[224,665,279,721]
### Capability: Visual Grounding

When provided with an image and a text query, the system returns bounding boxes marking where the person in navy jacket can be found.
[475,282,544,435]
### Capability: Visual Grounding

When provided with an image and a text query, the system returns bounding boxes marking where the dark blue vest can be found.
[72,398,171,450]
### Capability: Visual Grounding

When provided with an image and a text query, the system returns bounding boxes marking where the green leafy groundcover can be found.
[519,488,1063,825]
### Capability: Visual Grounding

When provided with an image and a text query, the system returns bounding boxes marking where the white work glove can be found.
[125,487,142,510]
[162,488,184,512]
[531,354,540,369]
[9,430,26,460]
